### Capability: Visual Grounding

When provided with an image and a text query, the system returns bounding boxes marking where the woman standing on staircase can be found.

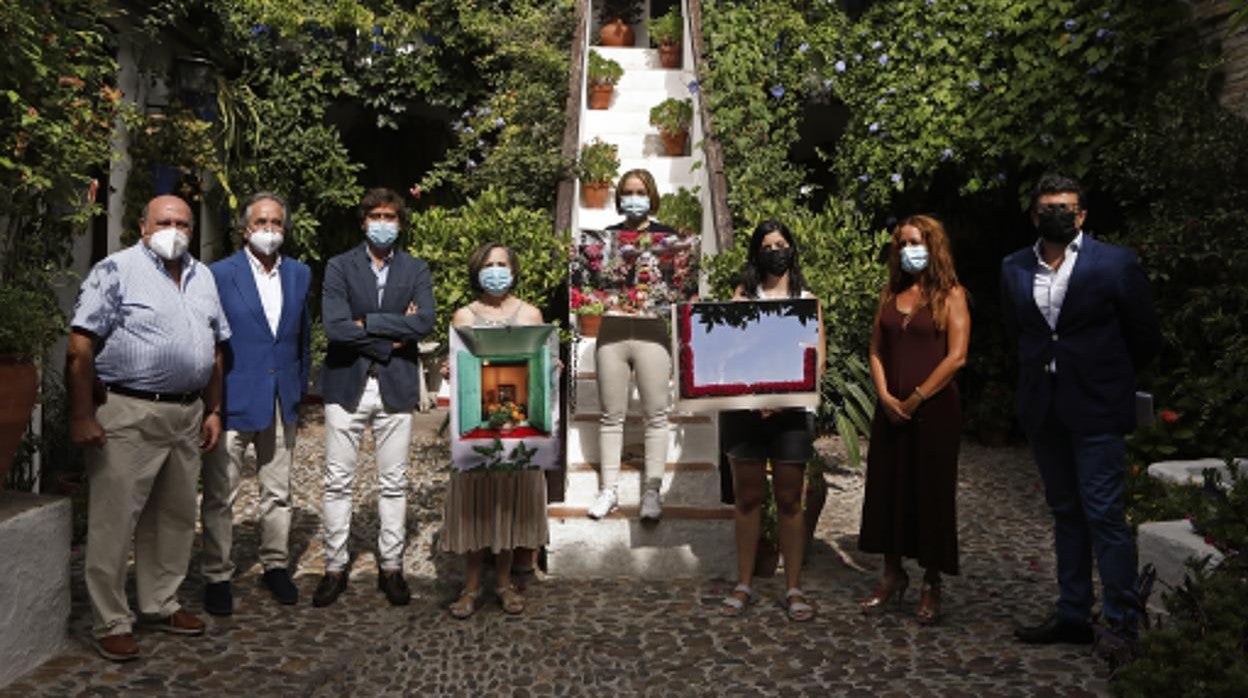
[857,215,969,625]
[442,243,550,619]
[719,220,825,622]
[588,169,677,522]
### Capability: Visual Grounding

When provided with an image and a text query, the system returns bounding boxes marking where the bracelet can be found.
[912,387,927,402]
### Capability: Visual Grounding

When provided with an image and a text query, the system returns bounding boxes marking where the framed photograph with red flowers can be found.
[570,227,700,316]
[672,299,822,411]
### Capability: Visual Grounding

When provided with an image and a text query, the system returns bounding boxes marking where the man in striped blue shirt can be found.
[66,195,230,662]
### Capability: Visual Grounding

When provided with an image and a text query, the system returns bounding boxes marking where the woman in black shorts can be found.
[719,220,825,622]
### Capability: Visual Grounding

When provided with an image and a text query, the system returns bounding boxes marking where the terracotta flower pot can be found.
[599,18,635,47]
[588,83,614,110]
[581,180,611,208]
[0,355,38,491]
[576,314,602,337]
[659,130,688,156]
[658,43,681,69]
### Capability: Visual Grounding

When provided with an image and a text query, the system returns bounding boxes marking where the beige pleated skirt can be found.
[440,469,550,554]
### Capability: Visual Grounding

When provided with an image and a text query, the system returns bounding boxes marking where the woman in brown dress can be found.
[858,214,969,624]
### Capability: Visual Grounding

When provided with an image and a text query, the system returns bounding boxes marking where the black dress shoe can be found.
[378,570,411,606]
[204,581,233,616]
[262,568,299,605]
[1014,614,1095,645]
[312,572,348,608]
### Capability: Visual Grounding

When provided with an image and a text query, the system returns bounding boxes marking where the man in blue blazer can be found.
[314,187,435,608]
[1002,174,1161,644]
[201,192,311,615]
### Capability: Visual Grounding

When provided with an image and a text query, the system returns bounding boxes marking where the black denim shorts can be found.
[721,408,815,463]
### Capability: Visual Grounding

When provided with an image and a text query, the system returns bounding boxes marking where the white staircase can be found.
[547,1,732,579]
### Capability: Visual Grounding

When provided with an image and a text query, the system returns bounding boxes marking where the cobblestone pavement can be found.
[3,407,1112,696]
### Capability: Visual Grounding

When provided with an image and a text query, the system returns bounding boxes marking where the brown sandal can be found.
[449,588,482,619]
[496,585,525,615]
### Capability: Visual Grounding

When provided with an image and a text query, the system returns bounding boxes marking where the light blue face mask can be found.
[619,194,651,219]
[478,266,513,296]
[899,244,929,274]
[366,220,399,248]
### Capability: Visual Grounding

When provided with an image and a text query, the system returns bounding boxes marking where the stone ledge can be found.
[1137,519,1225,612]
[0,491,72,690]
[1147,457,1245,488]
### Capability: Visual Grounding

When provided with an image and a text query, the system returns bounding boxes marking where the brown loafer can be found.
[143,610,206,636]
[95,632,140,661]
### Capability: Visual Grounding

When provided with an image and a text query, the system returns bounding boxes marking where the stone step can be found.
[586,86,687,115]
[613,69,696,96]
[590,46,665,71]
[1137,519,1225,612]
[1147,458,1244,488]
[546,514,735,579]
[562,461,723,508]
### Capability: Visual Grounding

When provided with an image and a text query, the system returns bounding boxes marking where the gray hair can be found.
[238,191,290,232]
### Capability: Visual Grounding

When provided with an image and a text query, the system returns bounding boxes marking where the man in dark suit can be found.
[201,192,311,615]
[1002,174,1161,644]
[314,187,435,607]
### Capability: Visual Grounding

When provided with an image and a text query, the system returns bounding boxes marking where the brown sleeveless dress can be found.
[858,300,961,575]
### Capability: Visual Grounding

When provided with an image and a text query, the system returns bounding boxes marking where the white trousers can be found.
[321,378,412,571]
[200,398,295,582]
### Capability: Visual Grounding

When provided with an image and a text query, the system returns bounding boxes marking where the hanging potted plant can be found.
[0,284,64,491]
[587,50,624,110]
[598,0,643,47]
[649,97,693,156]
[570,288,606,337]
[647,8,683,69]
[575,137,620,209]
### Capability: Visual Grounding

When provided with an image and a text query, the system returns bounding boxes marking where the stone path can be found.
[2,407,1112,696]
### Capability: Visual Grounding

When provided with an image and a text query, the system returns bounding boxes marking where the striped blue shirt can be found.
[71,242,231,393]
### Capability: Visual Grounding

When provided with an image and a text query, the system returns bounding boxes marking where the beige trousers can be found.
[200,398,295,582]
[84,393,202,638]
[595,316,671,493]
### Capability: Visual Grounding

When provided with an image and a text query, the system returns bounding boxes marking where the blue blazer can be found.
[210,250,312,432]
[320,243,435,412]
[1000,235,1161,437]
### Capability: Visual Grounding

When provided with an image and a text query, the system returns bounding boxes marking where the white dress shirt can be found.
[1032,232,1083,373]
[246,246,283,336]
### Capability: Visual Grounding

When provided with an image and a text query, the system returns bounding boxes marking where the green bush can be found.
[658,186,702,236]
[405,188,569,342]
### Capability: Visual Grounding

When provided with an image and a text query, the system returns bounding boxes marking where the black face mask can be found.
[1035,207,1079,245]
[759,248,793,277]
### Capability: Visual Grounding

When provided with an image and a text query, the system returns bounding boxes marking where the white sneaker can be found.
[587,489,618,520]
[640,490,663,521]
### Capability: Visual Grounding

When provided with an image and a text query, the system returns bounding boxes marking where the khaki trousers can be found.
[200,398,295,582]
[84,393,202,638]
[595,317,671,494]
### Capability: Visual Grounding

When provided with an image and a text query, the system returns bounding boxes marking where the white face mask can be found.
[148,227,189,261]
[248,229,284,256]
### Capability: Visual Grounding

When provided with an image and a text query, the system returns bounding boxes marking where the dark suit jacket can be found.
[211,250,312,431]
[320,243,435,412]
[1001,235,1161,437]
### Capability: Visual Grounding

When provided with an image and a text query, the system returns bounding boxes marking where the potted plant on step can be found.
[598,0,643,47]
[570,288,606,337]
[649,97,693,156]
[647,7,683,69]
[575,137,620,209]
[587,50,624,110]
[0,284,64,491]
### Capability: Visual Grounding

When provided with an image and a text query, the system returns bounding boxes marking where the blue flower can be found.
[1087,66,1101,76]
[250,24,269,36]
[478,106,492,116]
[823,78,834,90]
[868,121,880,133]
[854,53,863,62]
[371,40,385,53]
[878,54,889,66]
[871,40,883,50]
[940,147,954,161]
[996,172,1007,182]
[769,85,785,98]
[494,117,506,128]
[1095,28,1112,40]
[466,158,477,169]
[857,174,871,182]
[985,30,995,38]
[687,80,700,94]
[875,97,886,106]
[1039,134,1053,145]
[1064,19,1077,31]
[1102,10,1111,19]
[798,42,810,53]
[372,25,384,36]
[968,79,981,90]
[834,60,846,73]
[926,0,935,5]
[890,173,903,184]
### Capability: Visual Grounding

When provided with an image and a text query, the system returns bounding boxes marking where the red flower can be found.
[1159,409,1180,424]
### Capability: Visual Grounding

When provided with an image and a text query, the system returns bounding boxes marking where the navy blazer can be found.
[1000,235,1161,437]
[210,250,312,432]
[320,243,435,412]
